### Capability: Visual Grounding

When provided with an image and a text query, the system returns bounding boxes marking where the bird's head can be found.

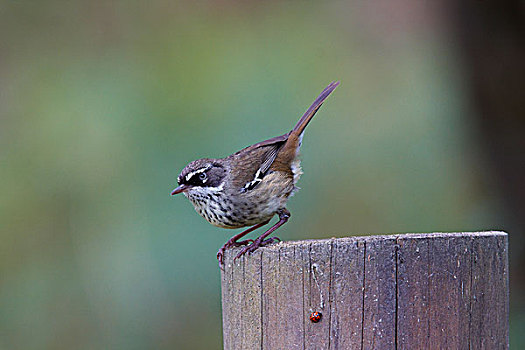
[171,159,227,196]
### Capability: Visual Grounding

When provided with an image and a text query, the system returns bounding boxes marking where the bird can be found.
[171,81,339,266]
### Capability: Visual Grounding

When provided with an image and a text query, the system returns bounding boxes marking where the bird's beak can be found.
[171,184,192,195]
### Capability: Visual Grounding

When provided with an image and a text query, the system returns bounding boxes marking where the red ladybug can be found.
[309,311,322,323]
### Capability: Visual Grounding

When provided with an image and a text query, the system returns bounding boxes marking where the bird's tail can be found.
[290,81,340,138]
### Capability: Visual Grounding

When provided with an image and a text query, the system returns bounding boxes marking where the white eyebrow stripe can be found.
[185,165,211,182]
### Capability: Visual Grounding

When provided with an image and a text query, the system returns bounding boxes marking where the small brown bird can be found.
[171,81,339,265]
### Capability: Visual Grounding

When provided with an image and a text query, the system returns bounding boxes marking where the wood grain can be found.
[221,232,508,349]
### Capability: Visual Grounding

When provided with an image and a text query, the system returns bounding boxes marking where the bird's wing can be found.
[233,132,289,155]
[258,141,284,175]
[230,133,290,192]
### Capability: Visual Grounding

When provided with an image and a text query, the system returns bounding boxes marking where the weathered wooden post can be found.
[221,231,508,349]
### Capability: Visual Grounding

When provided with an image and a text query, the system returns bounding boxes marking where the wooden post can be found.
[221,231,508,349]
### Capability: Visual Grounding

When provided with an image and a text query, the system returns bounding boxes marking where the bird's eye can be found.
[199,172,207,181]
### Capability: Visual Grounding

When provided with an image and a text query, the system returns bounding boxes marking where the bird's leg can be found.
[234,208,290,261]
[217,220,270,266]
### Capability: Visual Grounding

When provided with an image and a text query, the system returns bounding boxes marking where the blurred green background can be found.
[1,1,524,349]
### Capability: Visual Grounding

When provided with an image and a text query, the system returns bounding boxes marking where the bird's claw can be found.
[259,236,280,246]
[217,239,254,267]
[233,236,281,261]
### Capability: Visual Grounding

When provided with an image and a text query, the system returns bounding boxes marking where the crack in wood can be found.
[394,240,399,350]
[259,252,263,350]
[311,263,324,310]
[360,241,367,350]
[327,239,334,349]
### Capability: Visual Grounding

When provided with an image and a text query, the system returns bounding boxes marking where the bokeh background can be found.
[1,1,524,349]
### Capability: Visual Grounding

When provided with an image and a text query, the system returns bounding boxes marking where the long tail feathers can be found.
[291,81,340,137]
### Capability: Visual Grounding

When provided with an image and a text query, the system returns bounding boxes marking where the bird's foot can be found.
[234,236,281,261]
[259,236,281,247]
[217,239,254,267]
